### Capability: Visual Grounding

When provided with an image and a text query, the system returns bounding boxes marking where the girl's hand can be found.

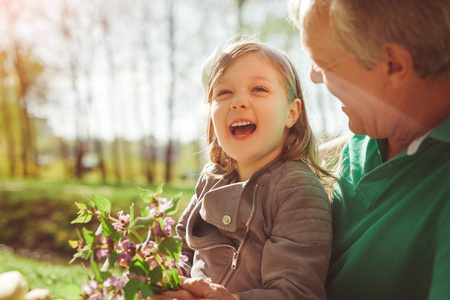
[155,276,238,300]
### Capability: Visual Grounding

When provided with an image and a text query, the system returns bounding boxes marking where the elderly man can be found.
[158,0,449,299]
[289,0,450,299]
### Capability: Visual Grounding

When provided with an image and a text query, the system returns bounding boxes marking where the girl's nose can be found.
[230,93,250,110]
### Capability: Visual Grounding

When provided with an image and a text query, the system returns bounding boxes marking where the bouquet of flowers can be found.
[70,184,185,300]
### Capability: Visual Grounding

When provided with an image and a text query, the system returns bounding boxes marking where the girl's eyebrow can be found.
[250,75,272,82]
[215,75,273,87]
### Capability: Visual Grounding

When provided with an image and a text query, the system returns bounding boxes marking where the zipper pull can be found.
[231,252,238,269]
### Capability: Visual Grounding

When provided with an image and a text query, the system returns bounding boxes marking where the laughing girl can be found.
[175,39,332,300]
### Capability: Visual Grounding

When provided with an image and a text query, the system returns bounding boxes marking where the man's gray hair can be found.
[289,0,450,78]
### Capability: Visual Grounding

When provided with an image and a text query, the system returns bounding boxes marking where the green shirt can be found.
[326,118,450,300]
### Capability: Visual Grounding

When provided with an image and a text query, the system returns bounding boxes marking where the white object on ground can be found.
[0,271,28,300]
[25,289,53,300]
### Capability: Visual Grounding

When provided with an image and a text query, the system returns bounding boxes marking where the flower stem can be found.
[130,228,144,243]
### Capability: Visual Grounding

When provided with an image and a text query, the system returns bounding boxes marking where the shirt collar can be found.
[407,117,450,155]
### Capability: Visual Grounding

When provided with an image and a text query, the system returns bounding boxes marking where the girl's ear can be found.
[286,98,302,128]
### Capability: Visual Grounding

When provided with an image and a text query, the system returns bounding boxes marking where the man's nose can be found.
[310,66,324,84]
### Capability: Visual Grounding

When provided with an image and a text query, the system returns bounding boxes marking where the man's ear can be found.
[286,98,302,128]
[383,44,414,88]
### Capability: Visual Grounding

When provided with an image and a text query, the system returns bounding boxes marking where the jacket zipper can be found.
[220,184,258,287]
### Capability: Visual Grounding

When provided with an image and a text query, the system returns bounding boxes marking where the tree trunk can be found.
[94,139,106,183]
[0,64,17,176]
[165,0,175,183]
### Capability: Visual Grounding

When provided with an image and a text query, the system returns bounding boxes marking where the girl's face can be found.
[210,52,300,181]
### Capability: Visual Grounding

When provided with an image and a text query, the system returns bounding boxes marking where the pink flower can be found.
[163,217,176,236]
[81,280,98,295]
[122,238,136,251]
[157,198,169,213]
[141,240,157,257]
[168,259,177,270]
[113,222,125,233]
[117,211,130,224]
[103,276,125,290]
[96,248,110,259]
[112,211,130,233]
[145,205,157,218]
[119,252,132,262]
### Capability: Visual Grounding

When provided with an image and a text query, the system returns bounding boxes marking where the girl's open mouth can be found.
[230,121,257,138]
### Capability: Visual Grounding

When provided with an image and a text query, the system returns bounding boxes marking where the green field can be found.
[0,179,195,298]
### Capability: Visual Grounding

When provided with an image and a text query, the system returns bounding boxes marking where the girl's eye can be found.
[217,90,232,97]
[252,86,268,92]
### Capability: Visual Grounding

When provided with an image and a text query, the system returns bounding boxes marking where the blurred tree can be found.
[99,0,125,183]
[165,0,176,183]
[0,52,18,176]
[136,0,157,183]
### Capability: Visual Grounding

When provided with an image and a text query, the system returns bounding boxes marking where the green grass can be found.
[0,179,195,255]
[0,246,85,299]
[0,178,196,298]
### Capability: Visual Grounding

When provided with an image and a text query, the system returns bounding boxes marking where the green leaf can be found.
[129,203,135,224]
[123,278,139,300]
[81,195,96,208]
[163,268,181,291]
[108,250,120,267]
[100,215,120,241]
[71,211,92,224]
[140,206,150,218]
[154,183,164,197]
[92,194,111,215]
[74,201,87,211]
[164,192,182,216]
[138,187,155,203]
[68,240,79,249]
[90,256,103,282]
[123,277,153,300]
[131,216,156,228]
[147,265,163,283]
[70,246,91,263]
[82,228,96,249]
[128,256,150,277]
[158,237,182,261]
[139,281,153,298]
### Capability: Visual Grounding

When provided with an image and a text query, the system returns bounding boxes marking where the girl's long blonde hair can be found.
[203,39,333,190]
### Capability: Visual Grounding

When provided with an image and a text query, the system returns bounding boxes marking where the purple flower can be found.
[118,252,132,264]
[168,259,177,270]
[177,253,189,268]
[145,205,157,218]
[113,222,125,233]
[122,238,136,251]
[112,211,130,233]
[81,280,98,295]
[117,211,130,224]
[96,248,110,259]
[157,198,169,213]
[141,240,157,257]
[163,217,176,236]
[103,276,125,290]
[149,258,158,269]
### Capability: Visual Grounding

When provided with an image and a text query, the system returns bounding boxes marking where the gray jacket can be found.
[177,158,332,300]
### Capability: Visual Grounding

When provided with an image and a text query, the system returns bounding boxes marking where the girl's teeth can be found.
[232,121,253,127]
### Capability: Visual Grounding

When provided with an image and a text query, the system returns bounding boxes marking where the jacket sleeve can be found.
[176,174,206,277]
[239,169,332,300]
